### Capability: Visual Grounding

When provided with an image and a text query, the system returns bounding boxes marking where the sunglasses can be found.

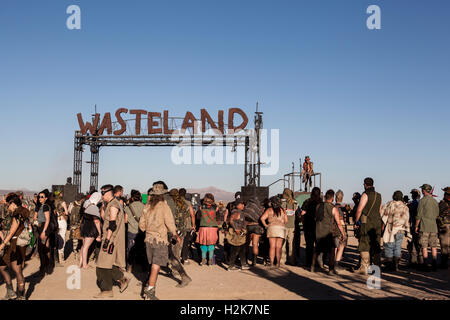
[101,189,113,195]
[39,196,46,199]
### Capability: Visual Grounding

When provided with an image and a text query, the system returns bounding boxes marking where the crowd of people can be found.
[0,177,448,300]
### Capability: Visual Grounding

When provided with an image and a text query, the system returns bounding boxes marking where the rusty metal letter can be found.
[114,108,128,135]
[163,110,174,134]
[130,109,147,135]
[148,112,162,134]
[181,111,196,131]
[98,112,113,135]
[77,113,100,135]
[228,108,248,132]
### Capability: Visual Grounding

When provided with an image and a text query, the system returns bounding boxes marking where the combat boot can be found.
[439,254,448,269]
[118,277,130,293]
[143,286,159,300]
[354,252,370,275]
[176,274,192,288]
[2,284,17,300]
[431,259,438,272]
[251,256,257,266]
[316,253,324,269]
[382,258,393,272]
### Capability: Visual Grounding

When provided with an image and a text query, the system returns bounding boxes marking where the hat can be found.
[443,187,450,194]
[410,189,420,194]
[88,192,102,206]
[150,183,168,195]
[54,190,62,196]
[420,184,432,192]
[352,192,361,199]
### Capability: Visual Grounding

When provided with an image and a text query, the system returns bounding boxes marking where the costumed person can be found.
[301,156,314,192]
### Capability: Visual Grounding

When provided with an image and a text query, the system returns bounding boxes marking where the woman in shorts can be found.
[260,196,287,268]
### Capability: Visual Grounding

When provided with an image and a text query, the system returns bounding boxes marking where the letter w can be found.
[77,113,100,135]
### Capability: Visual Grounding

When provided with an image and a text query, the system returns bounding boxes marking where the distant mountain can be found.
[0,189,37,197]
[187,186,235,202]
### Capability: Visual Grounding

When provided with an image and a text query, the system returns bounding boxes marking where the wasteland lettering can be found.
[77,108,248,136]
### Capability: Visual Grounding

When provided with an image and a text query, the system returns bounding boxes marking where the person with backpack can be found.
[124,190,144,273]
[0,194,30,300]
[79,192,102,269]
[196,193,219,266]
[68,194,84,261]
[311,189,346,274]
[33,189,57,275]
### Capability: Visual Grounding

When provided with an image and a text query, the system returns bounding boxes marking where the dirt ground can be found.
[2,230,449,300]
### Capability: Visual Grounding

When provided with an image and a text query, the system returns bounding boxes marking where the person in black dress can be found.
[79,192,102,269]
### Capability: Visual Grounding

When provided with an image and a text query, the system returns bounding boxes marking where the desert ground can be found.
[2,228,449,300]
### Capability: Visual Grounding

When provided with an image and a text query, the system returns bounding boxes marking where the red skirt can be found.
[196,227,218,245]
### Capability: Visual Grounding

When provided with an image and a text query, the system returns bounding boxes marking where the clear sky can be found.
[0,0,449,203]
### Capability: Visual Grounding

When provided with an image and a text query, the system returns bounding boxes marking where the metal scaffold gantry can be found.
[73,106,263,194]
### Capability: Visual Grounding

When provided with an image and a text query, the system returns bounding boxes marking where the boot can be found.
[143,286,158,300]
[118,277,130,293]
[393,257,400,272]
[2,284,17,300]
[176,274,192,288]
[382,258,393,272]
[15,289,26,301]
[56,252,64,267]
[200,258,206,266]
[431,259,438,272]
[354,252,370,275]
[93,290,114,299]
[252,256,257,267]
[439,254,448,269]
[317,253,324,269]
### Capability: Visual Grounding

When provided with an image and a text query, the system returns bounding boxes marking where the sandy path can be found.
[2,234,449,300]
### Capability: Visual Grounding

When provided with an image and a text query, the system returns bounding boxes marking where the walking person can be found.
[151,182,192,287]
[244,197,264,266]
[79,192,102,269]
[311,190,346,274]
[407,189,423,268]
[68,194,84,261]
[33,190,55,275]
[226,199,250,271]
[53,191,68,267]
[415,184,440,271]
[139,187,181,300]
[196,193,219,266]
[333,190,348,272]
[0,194,30,300]
[281,188,298,265]
[381,191,411,272]
[94,185,129,298]
[300,187,321,268]
[353,178,383,274]
[124,189,144,273]
[179,188,196,265]
[437,187,450,269]
[260,196,287,269]
[167,188,192,287]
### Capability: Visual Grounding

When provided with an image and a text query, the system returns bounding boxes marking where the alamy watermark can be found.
[169,127,280,176]
[66,265,81,290]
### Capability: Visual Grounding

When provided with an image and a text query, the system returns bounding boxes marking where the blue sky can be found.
[0,0,449,203]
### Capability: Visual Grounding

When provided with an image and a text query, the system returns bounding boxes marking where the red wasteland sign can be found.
[77,108,249,136]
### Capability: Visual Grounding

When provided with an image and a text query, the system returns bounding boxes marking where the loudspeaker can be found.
[240,186,269,204]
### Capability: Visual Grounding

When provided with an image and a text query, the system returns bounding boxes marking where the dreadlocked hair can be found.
[169,189,186,211]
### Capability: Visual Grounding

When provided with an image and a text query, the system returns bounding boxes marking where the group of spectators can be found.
[0,177,448,300]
